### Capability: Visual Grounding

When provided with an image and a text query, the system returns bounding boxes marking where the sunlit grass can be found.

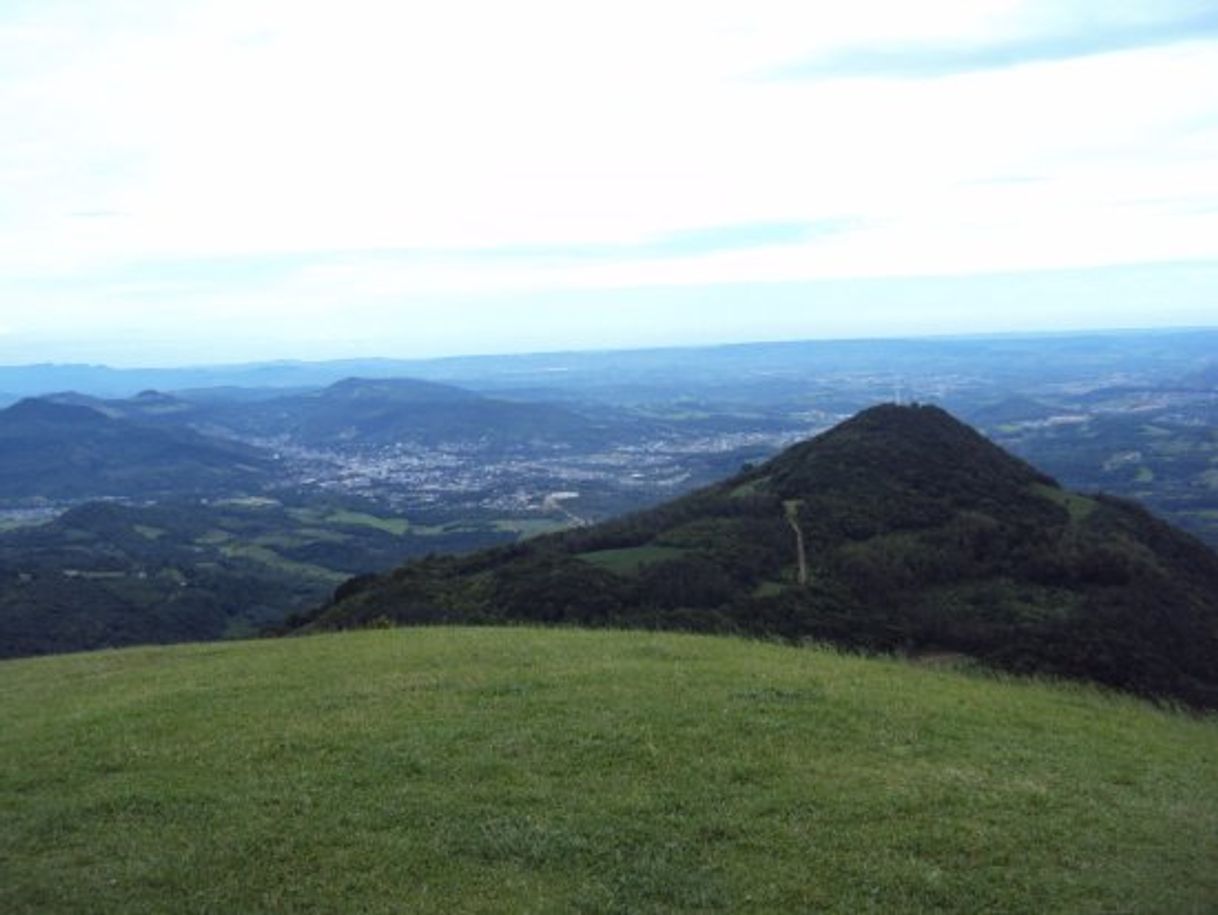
[325,509,412,536]
[218,542,347,586]
[1,627,1215,913]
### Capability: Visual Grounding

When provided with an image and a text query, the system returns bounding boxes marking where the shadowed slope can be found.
[0,398,271,500]
[295,405,1218,707]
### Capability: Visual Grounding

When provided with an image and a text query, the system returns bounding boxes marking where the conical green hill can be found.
[293,404,1218,707]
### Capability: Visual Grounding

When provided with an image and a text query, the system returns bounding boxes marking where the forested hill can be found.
[223,376,637,447]
[0,398,272,500]
[293,404,1218,708]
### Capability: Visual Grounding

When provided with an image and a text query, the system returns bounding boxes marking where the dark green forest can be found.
[0,497,521,658]
[296,405,1218,708]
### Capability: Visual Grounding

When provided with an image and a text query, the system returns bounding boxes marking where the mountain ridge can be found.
[0,397,273,501]
[293,404,1218,707]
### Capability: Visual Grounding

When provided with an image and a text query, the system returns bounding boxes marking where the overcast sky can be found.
[2,0,1216,366]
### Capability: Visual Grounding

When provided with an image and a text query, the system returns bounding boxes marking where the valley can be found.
[265,427,806,516]
[299,402,1218,708]
[2,328,1217,661]
[6,7,1216,911]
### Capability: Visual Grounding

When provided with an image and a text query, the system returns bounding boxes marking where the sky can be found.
[1,0,1216,366]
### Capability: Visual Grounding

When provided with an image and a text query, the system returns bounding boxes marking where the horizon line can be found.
[2,322,1217,373]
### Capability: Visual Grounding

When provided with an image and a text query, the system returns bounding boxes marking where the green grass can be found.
[251,526,353,551]
[325,509,412,536]
[215,497,282,509]
[493,518,573,538]
[1,629,1215,914]
[286,506,411,535]
[287,507,558,539]
[729,476,771,498]
[577,545,688,575]
[752,580,788,598]
[0,511,57,533]
[218,543,347,586]
[1031,482,1098,522]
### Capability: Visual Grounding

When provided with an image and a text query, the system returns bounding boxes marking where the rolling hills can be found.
[239,376,627,448]
[0,398,273,501]
[34,377,626,450]
[0,497,527,659]
[1,627,1215,913]
[296,404,1218,707]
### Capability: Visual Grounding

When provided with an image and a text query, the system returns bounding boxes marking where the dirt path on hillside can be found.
[543,491,587,526]
[784,500,808,586]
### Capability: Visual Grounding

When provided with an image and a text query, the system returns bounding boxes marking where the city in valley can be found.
[1,330,1216,657]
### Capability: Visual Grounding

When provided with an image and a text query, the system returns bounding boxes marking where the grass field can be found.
[218,542,348,586]
[327,509,412,536]
[1030,482,1098,522]
[1,628,1216,913]
[493,518,573,538]
[286,506,412,536]
[577,545,689,575]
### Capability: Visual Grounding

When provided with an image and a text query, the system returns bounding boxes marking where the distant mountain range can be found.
[0,398,273,501]
[294,405,1218,708]
[30,376,639,449]
[214,377,632,448]
[3,327,1217,404]
[4,333,1218,678]
[6,331,1218,549]
[0,376,651,506]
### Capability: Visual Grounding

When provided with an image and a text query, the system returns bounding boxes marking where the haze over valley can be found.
[2,328,1218,661]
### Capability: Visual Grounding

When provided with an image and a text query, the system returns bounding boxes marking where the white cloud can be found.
[0,0,1216,358]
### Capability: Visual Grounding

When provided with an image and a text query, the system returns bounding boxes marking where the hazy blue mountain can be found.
[221,376,642,448]
[3,328,1217,401]
[28,376,632,450]
[960,395,1060,426]
[0,398,273,501]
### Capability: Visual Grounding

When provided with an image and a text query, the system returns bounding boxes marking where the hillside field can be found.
[1,627,1216,913]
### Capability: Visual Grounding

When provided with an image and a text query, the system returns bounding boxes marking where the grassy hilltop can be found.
[2,627,1216,913]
